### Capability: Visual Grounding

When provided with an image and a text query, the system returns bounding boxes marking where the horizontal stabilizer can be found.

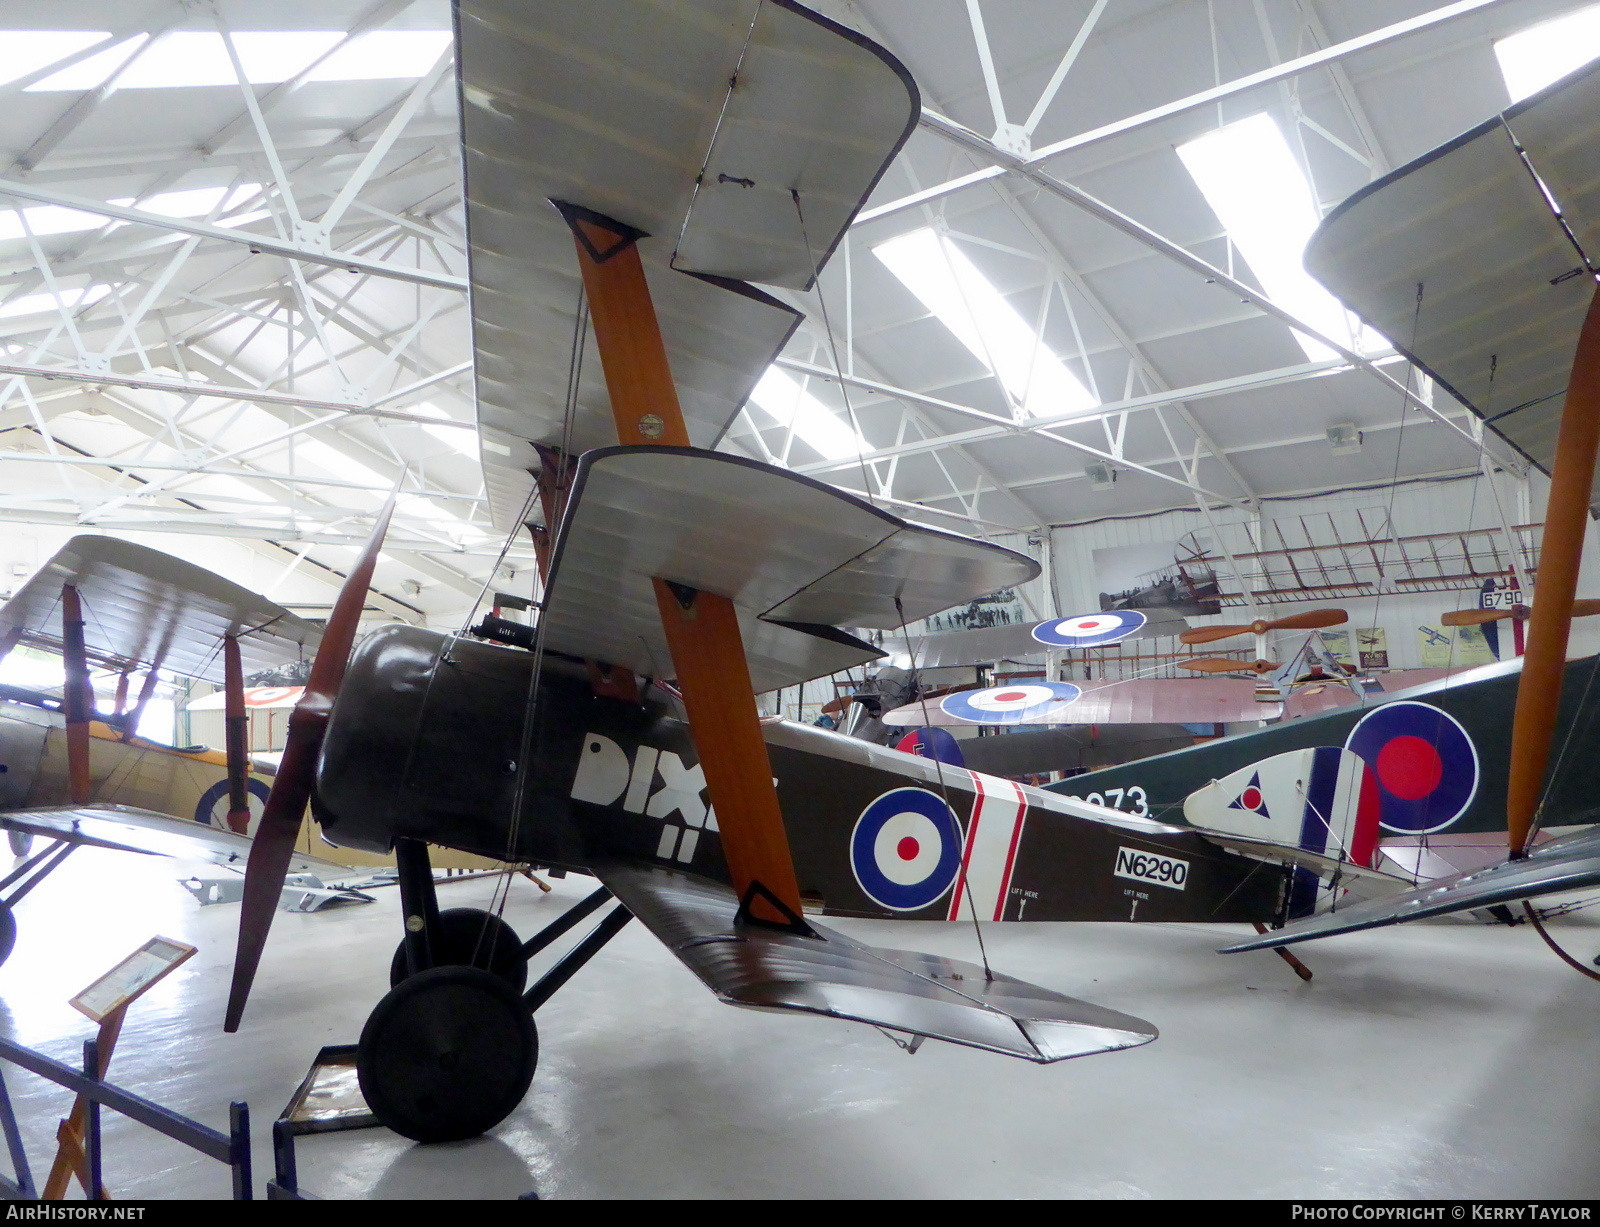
[1219,826,1600,953]
[592,860,1156,1063]
[0,805,349,874]
[542,447,1038,692]
[1194,832,1416,900]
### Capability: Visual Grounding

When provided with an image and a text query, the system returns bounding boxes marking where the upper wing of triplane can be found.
[457,0,920,529]
[592,859,1157,1063]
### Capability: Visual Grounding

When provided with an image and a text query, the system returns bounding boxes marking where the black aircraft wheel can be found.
[389,907,528,992]
[7,830,32,858]
[357,965,537,1144]
[0,902,16,968]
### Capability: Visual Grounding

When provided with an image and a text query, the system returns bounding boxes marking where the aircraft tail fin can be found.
[1185,747,1387,914]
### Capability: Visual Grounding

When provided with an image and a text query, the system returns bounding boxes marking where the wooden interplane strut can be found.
[563,205,802,924]
[1507,286,1600,854]
[222,635,251,836]
[60,584,92,805]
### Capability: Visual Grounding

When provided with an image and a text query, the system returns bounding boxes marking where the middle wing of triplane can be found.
[541,446,1040,692]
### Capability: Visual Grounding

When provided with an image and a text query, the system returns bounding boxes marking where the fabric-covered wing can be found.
[1219,826,1600,952]
[883,677,1276,727]
[0,805,349,874]
[0,536,320,683]
[592,860,1157,1062]
[1304,60,1600,500]
[540,447,1039,692]
[455,0,918,528]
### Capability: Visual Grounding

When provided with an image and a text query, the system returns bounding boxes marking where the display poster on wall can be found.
[1356,627,1389,670]
[1418,624,1498,667]
[1320,630,1355,668]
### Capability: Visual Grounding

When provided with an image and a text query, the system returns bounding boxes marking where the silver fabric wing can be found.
[594,860,1158,1063]
[540,447,1040,692]
[1219,826,1600,953]
[1304,60,1600,500]
[455,0,919,528]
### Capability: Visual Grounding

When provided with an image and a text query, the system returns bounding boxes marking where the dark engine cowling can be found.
[316,625,595,865]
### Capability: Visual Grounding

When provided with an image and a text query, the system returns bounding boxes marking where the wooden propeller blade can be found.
[1179,607,1347,644]
[1443,600,1596,628]
[1441,607,1516,626]
[224,488,399,1032]
[1179,657,1279,674]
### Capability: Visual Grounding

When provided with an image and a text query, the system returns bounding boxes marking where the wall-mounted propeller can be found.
[224,486,400,1032]
[1442,599,1600,626]
[1179,608,1347,645]
[1178,657,1280,675]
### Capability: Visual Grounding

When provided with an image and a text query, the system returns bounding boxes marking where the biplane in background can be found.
[196,0,1442,1147]
[0,535,420,961]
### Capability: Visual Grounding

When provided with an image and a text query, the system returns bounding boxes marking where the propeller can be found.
[224,488,399,1032]
[1179,657,1280,675]
[1179,608,1347,645]
[1441,599,1600,627]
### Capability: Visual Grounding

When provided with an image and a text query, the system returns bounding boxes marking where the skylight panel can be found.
[303,31,453,81]
[1177,113,1372,362]
[0,284,109,319]
[24,34,148,91]
[0,31,110,87]
[872,228,1096,419]
[1495,4,1600,103]
[405,401,480,459]
[108,31,343,90]
[749,367,863,461]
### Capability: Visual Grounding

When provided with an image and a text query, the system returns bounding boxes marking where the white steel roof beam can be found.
[854,0,1509,227]
[0,179,466,291]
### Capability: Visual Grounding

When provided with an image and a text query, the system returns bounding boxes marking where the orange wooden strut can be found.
[563,204,801,924]
[1506,285,1600,854]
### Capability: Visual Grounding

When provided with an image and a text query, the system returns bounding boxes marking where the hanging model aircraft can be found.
[189,0,1445,1147]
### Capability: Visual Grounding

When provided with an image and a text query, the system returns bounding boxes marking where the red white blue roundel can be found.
[850,788,964,911]
[1031,609,1146,648]
[939,681,1082,725]
[1344,701,1478,834]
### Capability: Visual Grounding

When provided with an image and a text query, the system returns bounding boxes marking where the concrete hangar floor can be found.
[3,847,1597,1200]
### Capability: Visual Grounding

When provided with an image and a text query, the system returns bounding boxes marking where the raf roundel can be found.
[939,681,1082,725]
[1031,609,1147,648]
[850,788,964,911]
[1344,700,1479,834]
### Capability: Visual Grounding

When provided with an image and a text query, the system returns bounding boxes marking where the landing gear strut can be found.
[355,839,632,1142]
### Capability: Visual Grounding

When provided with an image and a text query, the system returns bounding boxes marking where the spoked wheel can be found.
[0,902,15,968]
[389,907,528,992]
[358,965,538,1143]
[7,831,32,858]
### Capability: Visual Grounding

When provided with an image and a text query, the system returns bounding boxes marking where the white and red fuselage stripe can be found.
[947,770,1029,922]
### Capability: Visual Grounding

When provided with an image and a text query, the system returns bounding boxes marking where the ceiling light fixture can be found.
[1495,3,1600,102]
[1177,113,1381,362]
[748,367,864,461]
[0,31,111,87]
[871,227,1096,419]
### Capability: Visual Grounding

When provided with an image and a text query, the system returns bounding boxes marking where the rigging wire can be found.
[792,189,879,508]
[895,594,994,982]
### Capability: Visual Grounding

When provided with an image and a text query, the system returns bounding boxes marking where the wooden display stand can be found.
[43,936,196,1199]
